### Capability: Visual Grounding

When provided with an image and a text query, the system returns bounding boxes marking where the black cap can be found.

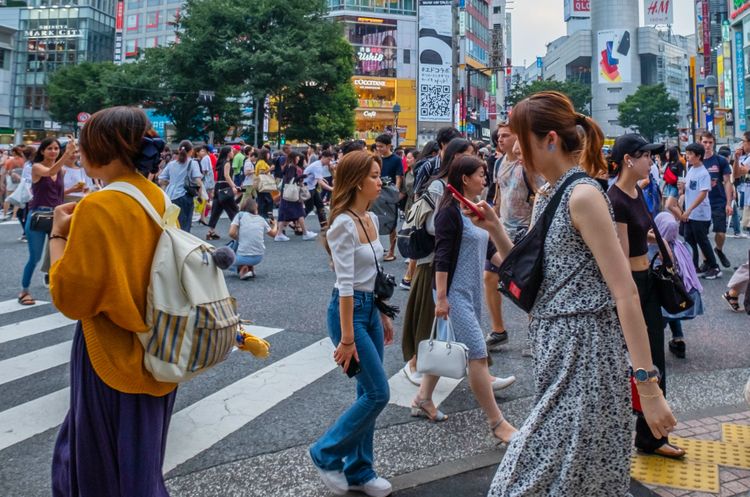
[610,134,664,164]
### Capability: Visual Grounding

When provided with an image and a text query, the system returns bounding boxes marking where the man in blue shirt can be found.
[375,134,403,261]
[700,131,734,269]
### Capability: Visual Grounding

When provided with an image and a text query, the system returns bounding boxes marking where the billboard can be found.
[731,0,750,20]
[564,0,590,21]
[643,0,673,25]
[597,30,632,84]
[114,0,123,64]
[418,0,453,122]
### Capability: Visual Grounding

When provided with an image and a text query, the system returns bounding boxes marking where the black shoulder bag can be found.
[348,210,400,318]
[497,172,587,313]
[184,159,201,197]
[643,198,694,315]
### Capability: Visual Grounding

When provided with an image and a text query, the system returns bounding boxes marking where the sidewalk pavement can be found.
[390,405,750,497]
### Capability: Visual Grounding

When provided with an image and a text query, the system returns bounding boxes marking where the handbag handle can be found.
[348,209,382,275]
[429,316,456,343]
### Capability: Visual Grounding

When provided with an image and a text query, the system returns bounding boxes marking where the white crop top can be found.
[328,212,383,297]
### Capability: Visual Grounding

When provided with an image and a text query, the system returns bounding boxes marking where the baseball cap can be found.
[610,134,664,164]
[231,145,241,151]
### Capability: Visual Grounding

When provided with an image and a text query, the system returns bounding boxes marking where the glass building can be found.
[120,0,181,62]
[13,0,115,142]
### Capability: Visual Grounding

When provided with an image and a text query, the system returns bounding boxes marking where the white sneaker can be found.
[349,476,392,497]
[302,231,318,241]
[491,375,516,392]
[402,363,422,386]
[309,453,348,496]
[274,233,290,242]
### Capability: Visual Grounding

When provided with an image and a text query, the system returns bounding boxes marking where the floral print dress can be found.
[488,167,633,497]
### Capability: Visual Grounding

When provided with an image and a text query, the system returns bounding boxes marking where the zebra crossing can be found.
[0,296,470,489]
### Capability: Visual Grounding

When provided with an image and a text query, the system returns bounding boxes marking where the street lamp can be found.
[392,102,401,148]
[704,75,718,133]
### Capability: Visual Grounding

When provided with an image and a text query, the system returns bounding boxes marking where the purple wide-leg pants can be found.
[52,322,177,497]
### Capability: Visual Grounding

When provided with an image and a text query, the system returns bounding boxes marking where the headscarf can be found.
[654,212,703,293]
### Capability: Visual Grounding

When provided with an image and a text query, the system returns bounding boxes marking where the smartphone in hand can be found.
[446,184,485,220]
[342,357,360,378]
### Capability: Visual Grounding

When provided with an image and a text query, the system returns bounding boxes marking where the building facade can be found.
[0,23,16,144]
[327,1,417,147]
[12,0,115,143]
[730,0,750,137]
[118,0,180,63]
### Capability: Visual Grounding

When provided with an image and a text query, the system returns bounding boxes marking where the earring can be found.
[357,185,362,191]
[627,161,634,168]
[548,144,556,152]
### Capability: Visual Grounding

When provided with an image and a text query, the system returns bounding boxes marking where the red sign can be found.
[703,0,711,75]
[731,1,750,19]
[77,112,91,123]
[115,1,124,31]
[573,0,590,12]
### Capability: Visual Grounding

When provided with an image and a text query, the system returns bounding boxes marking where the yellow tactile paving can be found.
[630,422,750,493]
[630,453,719,493]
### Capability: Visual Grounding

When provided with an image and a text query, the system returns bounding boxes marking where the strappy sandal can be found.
[410,398,447,422]
[637,441,686,459]
[722,292,741,312]
[383,254,396,262]
[18,293,35,306]
[206,232,221,240]
[490,414,514,447]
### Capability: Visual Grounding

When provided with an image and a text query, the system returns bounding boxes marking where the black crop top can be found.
[607,184,651,258]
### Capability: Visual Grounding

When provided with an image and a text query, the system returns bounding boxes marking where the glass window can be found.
[125,38,138,57]
[146,11,159,28]
[127,14,139,30]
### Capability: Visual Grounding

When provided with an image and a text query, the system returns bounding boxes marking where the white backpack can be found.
[106,182,240,383]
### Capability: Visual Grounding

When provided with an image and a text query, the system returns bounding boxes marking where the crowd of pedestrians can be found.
[2,93,749,497]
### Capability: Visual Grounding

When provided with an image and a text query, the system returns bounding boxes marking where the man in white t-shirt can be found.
[303,151,334,230]
[682,142,721,279]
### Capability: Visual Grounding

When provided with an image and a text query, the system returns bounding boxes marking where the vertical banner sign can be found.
[114,0,124,64]
[722,20,734,109]
[702,0,711,75]
[598,30,632,84]
[643,0,673,25]
[718,55,725,104]
[736,30,747,131]
[418,0,454,122]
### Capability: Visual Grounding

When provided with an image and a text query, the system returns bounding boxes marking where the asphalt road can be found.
[0,211,748,497]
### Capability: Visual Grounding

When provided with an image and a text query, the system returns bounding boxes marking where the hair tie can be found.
[576,114,587,126]
[135,136,166,175]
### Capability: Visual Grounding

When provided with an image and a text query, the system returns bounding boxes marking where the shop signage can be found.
[702,0,711,75]
[643,0,673,26]
[114,0,124,64]
[731,0,750,19]
[24,25,82,39]
[354,79,387,88]
[419,0,454,122]
[563,0,590,21]
[736,30,747,131]
[357,47,384,63]
[363,111,377,118]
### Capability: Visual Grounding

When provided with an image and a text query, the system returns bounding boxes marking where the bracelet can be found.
[49,234,68,242]
[339,340,354,346]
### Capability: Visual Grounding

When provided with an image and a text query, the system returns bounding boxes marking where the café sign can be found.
[25,25,82,39]
[353,78,387,88]
[357,47,384,63]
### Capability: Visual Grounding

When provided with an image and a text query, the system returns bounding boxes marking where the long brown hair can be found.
[438,155,486,211]
[510,91,605,177]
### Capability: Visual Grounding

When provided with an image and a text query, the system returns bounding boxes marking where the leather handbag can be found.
[299,186,312,201]
[282,182,301,202]
[643,198,694,315]
[497,172,587,312]
[183,160,201,197]
[30,211,54,233]
[416,317,468,380]
[217,185,235,204]
[257,173,278,193]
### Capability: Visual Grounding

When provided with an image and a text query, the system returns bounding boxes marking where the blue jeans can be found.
[731,192,744,235]
[310,289,389,486]
[667,319,683,339]
[233,254,263,271]
[173,194,194,233]
[22,208,52,290]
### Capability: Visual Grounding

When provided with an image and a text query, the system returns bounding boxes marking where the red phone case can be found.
[445,184,484,220]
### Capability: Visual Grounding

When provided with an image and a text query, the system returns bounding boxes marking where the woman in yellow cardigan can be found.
[48,107,176,497]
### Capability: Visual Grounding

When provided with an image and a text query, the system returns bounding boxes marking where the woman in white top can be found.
[228,197,278,280]
[309,151,394,497]
[62,153,93,202]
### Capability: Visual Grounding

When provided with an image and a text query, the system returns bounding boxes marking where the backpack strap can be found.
[105,181,172,228]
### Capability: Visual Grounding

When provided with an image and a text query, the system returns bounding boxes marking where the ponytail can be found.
[576,114,606,178]
[177,139,193,164]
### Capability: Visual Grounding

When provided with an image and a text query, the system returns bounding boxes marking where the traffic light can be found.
[280,135,286,145]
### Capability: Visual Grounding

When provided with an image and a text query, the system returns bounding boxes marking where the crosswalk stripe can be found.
[163,338,337,472]
[0,388,69,450]
[0,325,284,451]
[0,341,71,386]
[387,368,463,409]
[0,313,74,345]
[0,299,49,315]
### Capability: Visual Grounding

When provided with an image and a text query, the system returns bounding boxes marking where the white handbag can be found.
[744,376,750,406]
[416,317,468,380]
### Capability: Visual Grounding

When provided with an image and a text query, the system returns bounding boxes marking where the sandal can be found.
[410,398,447,422]
[206,232,221,240]
[637,441,686,459]
[18,293,35,306]
[383,254,396,262]
[490,414,515,446]
[722,292,741,312]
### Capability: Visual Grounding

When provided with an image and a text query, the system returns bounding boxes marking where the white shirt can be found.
[62,166,93,199]
[328,213,382,296]
[231,212,271,256]
[242,159,255,187]
[685,165,712,222]
[304,160,325,191]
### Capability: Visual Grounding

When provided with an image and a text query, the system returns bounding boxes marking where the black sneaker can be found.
[42,273,50,288]
[668,339,686,359]
[702,267,722,279]
[715,248,731,268]
[485,331,509,351]
[696,262,709,277]
[399,278,411,290]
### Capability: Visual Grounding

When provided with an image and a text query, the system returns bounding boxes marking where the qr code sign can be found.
[419,84,451,120]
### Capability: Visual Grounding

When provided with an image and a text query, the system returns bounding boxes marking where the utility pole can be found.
[253,96,260,147]
[452,0,460,129]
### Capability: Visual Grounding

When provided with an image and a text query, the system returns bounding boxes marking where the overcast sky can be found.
[512,0,697,68]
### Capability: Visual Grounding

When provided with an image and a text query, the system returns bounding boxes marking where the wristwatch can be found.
[634,366,661,383]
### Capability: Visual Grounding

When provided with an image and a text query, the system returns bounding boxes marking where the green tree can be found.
[617,84,679,142]
[507,80,592,115]
[47,62,120,127]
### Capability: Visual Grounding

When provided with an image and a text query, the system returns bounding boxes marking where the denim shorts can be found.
[663,184,679,199]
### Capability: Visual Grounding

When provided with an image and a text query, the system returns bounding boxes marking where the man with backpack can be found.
[412,127,461,197]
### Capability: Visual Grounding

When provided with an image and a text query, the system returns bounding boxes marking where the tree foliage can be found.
[507,80,592,115]
[47,62,120,126]
[617,84,679,142]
